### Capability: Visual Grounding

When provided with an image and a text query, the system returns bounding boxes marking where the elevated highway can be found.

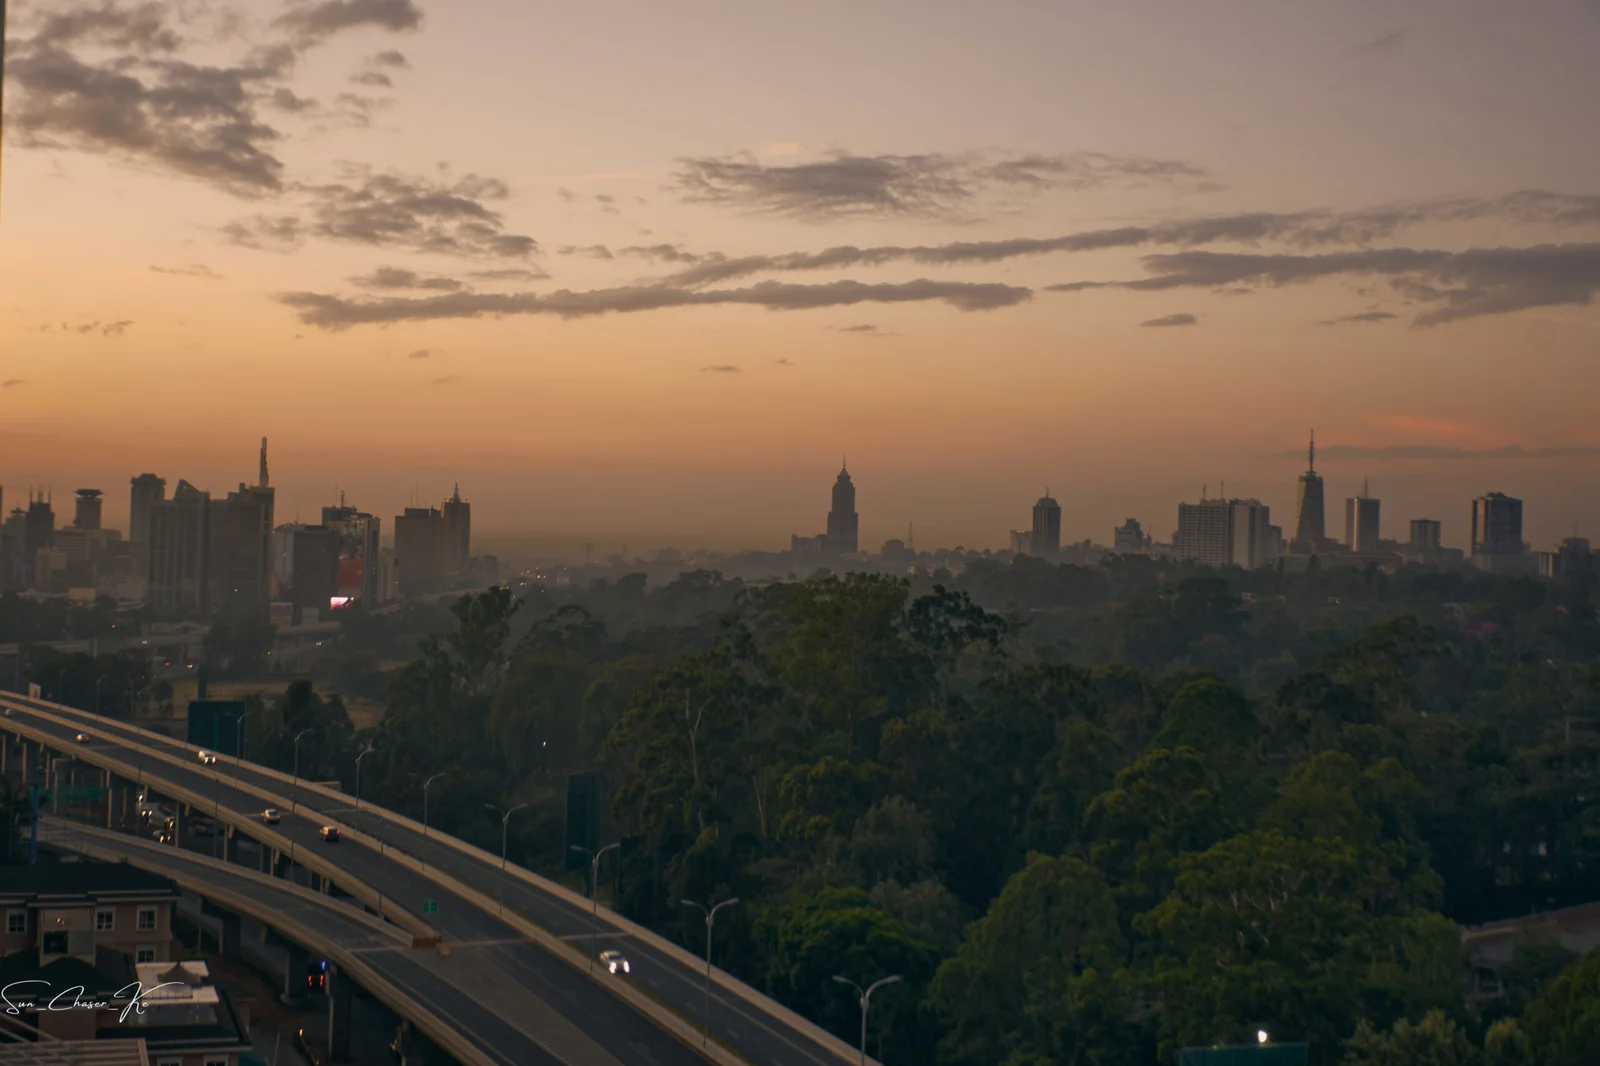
[1,693,877,1066]
[2,698,716,1066]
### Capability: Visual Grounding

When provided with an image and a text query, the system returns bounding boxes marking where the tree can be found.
[1342,1011,1476,1066]
[1521,948,1600,1066]
[932,854,1132,1066]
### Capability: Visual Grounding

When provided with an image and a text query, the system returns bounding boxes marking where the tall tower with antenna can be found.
[1292,430,1326,551]
[258,436,269,488]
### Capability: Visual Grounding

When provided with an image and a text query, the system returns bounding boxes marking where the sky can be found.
[2,0,1598,555]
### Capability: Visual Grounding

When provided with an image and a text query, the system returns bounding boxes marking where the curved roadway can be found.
[2,697,712,1066]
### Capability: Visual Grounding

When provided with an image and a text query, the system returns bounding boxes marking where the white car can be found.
[75,733,91,744]
[599,951,630,975]
[261,808,281,825]
[198,750,217,765]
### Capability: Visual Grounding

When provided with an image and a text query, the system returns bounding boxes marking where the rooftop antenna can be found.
[258,436,269,488]
[1308,430,1316,474]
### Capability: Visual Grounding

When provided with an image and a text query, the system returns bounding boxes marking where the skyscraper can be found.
[1292,431,1326,551]
[1344,478,1380,552]
[206,441,275,620]
[1114,519,1151,553]
[1031,492,1062,560]
[1175,495,1277,569]
[148,480,211,616]
[72,489,102,531]
[23,490,54,563]
[394,506,448,598]
[826,463,859,555]
[1409,519,1442,552]
[442,484,471,580]
[322,502,382,605]
[129,473,166,576]
[1470,492,1528,573]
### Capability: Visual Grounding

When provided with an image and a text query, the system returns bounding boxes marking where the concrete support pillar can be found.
[224,827,240,864]
[219,912,241,957]
[281,942,308,1006]
[104,771,115,829]
[327,964,352,1063]
[260,844,275,874]
[1,732,9,776]
[309,872,322,893]
[394,1023,426,1066]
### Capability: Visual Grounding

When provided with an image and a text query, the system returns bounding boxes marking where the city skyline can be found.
[2,1,1599,550]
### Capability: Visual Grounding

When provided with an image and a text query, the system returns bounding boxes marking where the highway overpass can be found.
[1,693,878,1066]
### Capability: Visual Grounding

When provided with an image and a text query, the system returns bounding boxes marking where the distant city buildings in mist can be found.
[0,431,1594,623]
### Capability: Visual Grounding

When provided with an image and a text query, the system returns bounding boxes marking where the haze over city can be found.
[3,0,1598,552]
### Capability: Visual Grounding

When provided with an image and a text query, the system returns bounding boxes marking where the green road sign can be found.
[422,900,437,914]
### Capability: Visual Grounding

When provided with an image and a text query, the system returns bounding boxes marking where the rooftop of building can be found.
[0,861,179,905]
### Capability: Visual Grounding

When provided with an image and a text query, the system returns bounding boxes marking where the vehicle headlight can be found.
[623,962,630,972]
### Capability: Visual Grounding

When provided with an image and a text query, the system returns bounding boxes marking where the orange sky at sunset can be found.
[3,0,1598,554]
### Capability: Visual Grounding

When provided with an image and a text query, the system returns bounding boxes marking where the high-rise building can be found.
[1175,495,1277,569]
[442,485,471,580]
[394,506,448,598]
[826,463,859,555]
[206,440,275,620]
[1344,478,1381,552]
[1537,537,1593,584]
[322,502,382,605]
[278,525,341,623]
[148,480,211,616]
[1469,492,1531,573]
[1409,519,1442,552]
[129,473,166,577]
[23,490,55,560]
[1292,431,1326,551]
[1031,492,1062,560]
[1008,530,1031,556]
[1114,518,1151,553]
[72,489,103,531]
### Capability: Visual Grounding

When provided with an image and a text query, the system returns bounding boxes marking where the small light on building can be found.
[1258,1030,1269,1045]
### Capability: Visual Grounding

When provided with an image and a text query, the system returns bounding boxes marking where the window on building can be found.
[96,909,115,931]
[137,907,157,931]
[42,932,68,955]
[5,912,24,934]
[204,1059,229,1066]
[136,948,157,963]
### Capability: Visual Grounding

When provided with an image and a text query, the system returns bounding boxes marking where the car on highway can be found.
[198,750,217,765]
[319,826,340,843]
[155,830,174,845]
[599,951,631,975]
[261,808,281,824]
[74,733,91,743]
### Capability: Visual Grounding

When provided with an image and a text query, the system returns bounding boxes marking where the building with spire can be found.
[442,483,471,580]
[1031,491,1061,560]
[1345,478,1381,552]
[826,462,859,555]
[206,441,275,619]
[1292,431,1326,552]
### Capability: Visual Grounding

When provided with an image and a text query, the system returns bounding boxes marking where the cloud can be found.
[643,191,1600,288]
[150,264,222,279]
[619,244,705,263]
[1049,243,1600,325]
[349,266,464,291]
[237,168,540,259]
[1359,29,1407,54]
[406,348,433,359]
[836,324,878,333]
[467,267,550,282]
[370,49,410,68]
[431,374,460,385]
[350,70,392,88]
[702,365,741,373]
[1318,310,1396,325]
[560,245,614,259]
[221,214,305,250]
[1276,443,1600,461]
[1141,312,1198,327]
[1,380,25,389]
[277,278,1033,329]
[274,0,423,47]
[775,358,794,366]
[671,148,1213,222]
[7,4,292,195]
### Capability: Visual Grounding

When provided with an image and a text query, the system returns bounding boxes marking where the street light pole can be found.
[832,974,901,1066]
[569,842,619,971]
[421,773,444,837]
[681,897,739,1048]
[292,729,313,783]
[236,708,259,761]
[489,802,529,870]
[355,745,375,809]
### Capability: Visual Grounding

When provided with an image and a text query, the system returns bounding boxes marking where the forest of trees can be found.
[16,557,1600,1063]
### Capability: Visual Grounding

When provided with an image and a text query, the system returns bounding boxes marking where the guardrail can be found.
[2,693,875,1066]
[35,821,494,1066]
